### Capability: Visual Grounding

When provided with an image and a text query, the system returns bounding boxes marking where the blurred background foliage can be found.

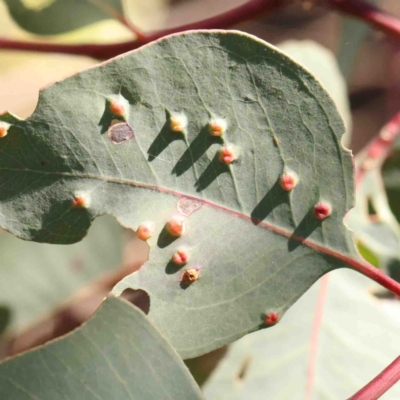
[0,0,400,398]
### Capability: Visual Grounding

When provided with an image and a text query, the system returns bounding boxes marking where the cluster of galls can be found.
[136,216,199,285]
[168,112,332,220]
[170,113,237,165]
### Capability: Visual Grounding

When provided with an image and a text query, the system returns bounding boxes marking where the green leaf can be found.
[0,297,203,399]
[0,215,123,331]
[357,240,379,267]
[0,31,359,358]
[203,269,400,400]
[3,0,124,35]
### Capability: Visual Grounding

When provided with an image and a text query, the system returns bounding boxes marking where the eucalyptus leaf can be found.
[0,297,204,400]
[3,0,123,35]
[203,269,400,400]
[0,31,362,358]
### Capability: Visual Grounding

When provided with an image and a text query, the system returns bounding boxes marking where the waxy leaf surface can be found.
[203,269,400,399]
[0,31,360,357]
[3,0,123,35]
[0,297,203,399]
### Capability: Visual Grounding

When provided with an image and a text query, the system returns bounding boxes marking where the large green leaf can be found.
[3,0,123,35]
[203,269,400,399]
[0,297,203,399]
[0,215,123,331]
[0,31,360,358]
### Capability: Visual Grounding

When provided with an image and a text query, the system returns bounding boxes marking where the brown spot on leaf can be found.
[178,197,202,216]
[108,122,135,145]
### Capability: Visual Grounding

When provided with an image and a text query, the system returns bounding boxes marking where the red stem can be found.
[348,257,400,297]
[349,356,400,400]
[326,0,400,39]
[0,0,285,59]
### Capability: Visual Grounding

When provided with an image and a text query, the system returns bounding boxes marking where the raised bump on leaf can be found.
[280,171,298,191]
[0,121,10,138]
[181,268,199,285]
[209,118,227,137]
[108,95,129,119]
[166,215,186,237]
[219,145,237,164]
[264,312,279,326]
[72,193,90,208]
[170,112,188,133]
[172,249,189,265]
[137,222,154,241]
[314,202,332,220]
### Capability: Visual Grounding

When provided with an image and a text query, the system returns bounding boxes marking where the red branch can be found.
[349,356,400,400]
[0,0,285,59]
[326,0,400,39]
[355,111,400,186]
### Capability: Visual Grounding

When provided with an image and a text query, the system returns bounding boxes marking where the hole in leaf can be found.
[120,289,150,315]
[367,197,377,216]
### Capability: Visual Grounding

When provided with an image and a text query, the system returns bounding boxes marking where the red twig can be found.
[86,0,146,40]
[304,275,329,400]
[0,0,285,59]
[349,356,400,400]
[326,0,400,39]
[349,257,400,297]
[355,111,400,186]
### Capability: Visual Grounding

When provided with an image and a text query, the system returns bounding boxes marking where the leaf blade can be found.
[3,0,124,35]
[0,297,204,400]
[0,30,360,357]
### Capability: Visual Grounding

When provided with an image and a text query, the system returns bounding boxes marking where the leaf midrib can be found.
[1,165,356,267]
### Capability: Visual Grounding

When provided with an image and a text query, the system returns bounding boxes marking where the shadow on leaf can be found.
[288,207,321,252]
[251,179,288,224]
[195,152,230,192]
[172,126,222,177]
[157,226,179,248]
[148,110,185,161]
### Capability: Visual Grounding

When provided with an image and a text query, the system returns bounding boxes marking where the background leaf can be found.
[0,297,204,400]
[347,169,400,276]
[0,31,359,358]
[203,269,400,400]
[278,40,352,135]
[0,215,123,332]
[3,0,124,35]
